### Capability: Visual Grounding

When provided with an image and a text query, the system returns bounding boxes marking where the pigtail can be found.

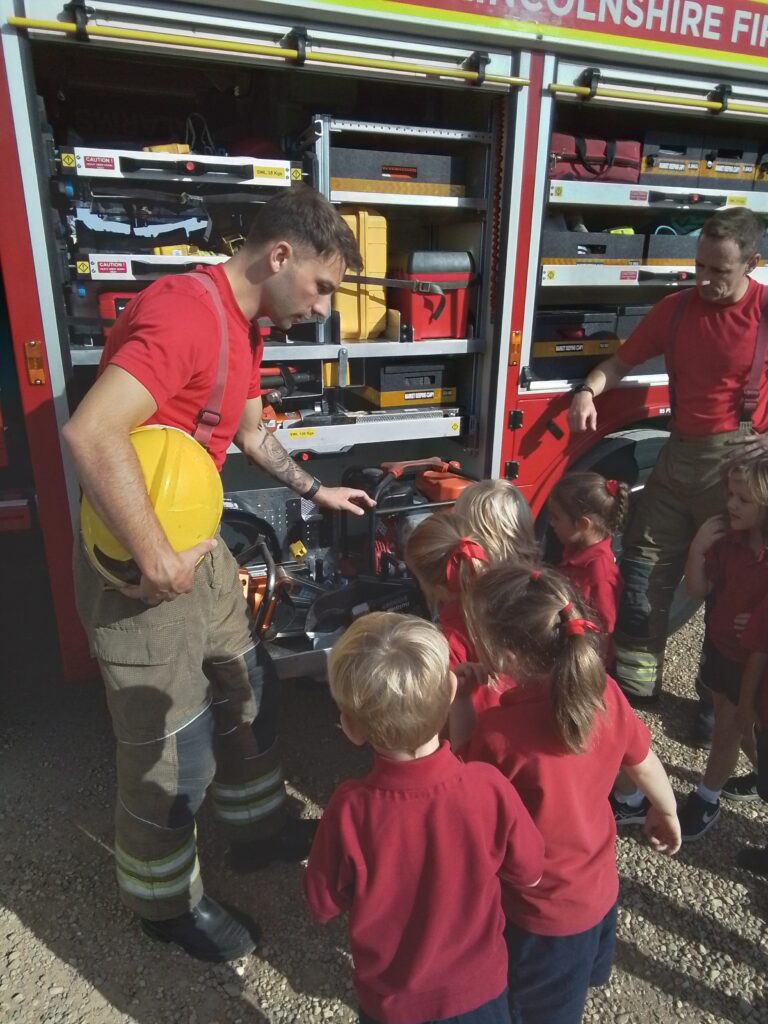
[605,479,630,534]
[550,612,607,754]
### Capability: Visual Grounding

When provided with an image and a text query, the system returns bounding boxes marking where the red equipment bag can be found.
[550,133,641,183]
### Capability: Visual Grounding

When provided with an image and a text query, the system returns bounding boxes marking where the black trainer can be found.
[736,844,768,876]
[141,895,260,962]
[229,816,319,873]
[610,792,650,826]
[678,791,720,842]
[721,771,759,802]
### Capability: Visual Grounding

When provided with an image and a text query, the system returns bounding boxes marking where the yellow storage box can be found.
[333,208,387,341]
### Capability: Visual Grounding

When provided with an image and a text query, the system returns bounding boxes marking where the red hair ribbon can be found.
[559,600,600,637]
[530,570,541,582]
[445,538,488,593]
[605,479,619,497]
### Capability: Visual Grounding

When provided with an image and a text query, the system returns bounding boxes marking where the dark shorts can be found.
[699,638,743,706]
[504,902,617,1024]
[359,990,511,1024]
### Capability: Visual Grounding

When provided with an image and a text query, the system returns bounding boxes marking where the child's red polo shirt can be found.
[101,264,263,470]
[741,595,768,728]
[558,536,622,635]
[304,741,543,1024]
[464,676,650,937]
[438,601,513,713]
[704,531,768,662]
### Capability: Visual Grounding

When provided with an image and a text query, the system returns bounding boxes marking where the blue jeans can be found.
[359,989,511,1024]
[505,903,617,1024]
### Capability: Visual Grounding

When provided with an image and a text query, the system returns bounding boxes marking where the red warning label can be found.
[83,155,116,170]
[619,270,638,281]
[96,261,128,274]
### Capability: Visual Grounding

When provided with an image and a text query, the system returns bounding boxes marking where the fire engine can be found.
[1,0,767,681]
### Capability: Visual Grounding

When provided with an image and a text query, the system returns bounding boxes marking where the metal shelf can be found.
[330,190,486,209]
[327,118,492,144]
[548,180,768,212]
[76,252,227,281]
[61,147,297,187]
[227,412,463,455]
[72,338,482,366]
[540,264,768,287]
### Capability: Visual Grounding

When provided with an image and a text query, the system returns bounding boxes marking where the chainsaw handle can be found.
[237,537,276,637]
[379,456,457,480]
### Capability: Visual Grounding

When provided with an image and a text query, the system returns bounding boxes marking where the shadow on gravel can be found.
[0,532,270,1024]
[618,872,768,1024]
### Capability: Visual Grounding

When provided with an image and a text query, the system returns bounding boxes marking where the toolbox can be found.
[699,138,757,189]
[332,208,388,340]
[387,251,475,340]
[640,132,702,187]
[645,233,699,264]
[329,148,465,198]
[349,360,457,409]
[540,231,644,265]
[755,149,768,191]
[531,309,619,380]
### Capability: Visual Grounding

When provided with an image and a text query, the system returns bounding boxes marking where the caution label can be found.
[61,152,76,168]
[76,261,90,275]
[291,167,303,181]
[96,260,128,274]
[83,155,116,170]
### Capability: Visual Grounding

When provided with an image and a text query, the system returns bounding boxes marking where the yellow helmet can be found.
[81,425,223,588]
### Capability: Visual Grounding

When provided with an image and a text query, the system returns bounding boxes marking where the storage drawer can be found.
[330,148,465,197]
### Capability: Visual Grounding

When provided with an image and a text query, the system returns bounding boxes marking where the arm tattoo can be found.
[249,425,314,494]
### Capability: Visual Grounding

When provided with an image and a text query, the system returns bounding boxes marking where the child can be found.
[677,456,768,842]
[453,479,538,567]
[734,593,768,875]
[303,612,545,1024]
[548,472,628,637]
[455,566,680,1024]
[405,510,504,716]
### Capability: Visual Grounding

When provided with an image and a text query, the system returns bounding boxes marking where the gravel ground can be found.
[1,609,767,1024]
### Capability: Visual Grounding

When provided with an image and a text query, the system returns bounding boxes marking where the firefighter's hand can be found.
[726,432,768,460]
[312,485,376,517]
[690,515,727,556]
[120,539,218,604]
[568,391,598,433]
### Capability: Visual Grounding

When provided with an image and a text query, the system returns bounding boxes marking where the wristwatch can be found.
[573,383,595,398]
[303,477,322,501]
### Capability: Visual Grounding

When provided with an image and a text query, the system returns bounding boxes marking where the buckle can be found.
[197,408,222,427]
[414,281,437,295]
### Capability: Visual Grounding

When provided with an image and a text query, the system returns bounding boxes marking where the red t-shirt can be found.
[463,676,650,937]
[618,278,767,436]
[438,601,512,713]
[704,531,768,662]
[100,264,263,470]
[303,741,544,1024]
[741,594,768,728]
[558,537,622,635]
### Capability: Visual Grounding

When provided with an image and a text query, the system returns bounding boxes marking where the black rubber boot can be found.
[141,895,260,962]
[229,817,319,873]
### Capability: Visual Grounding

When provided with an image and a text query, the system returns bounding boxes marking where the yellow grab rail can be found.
[7,17,528,89]
[550,82,768,118]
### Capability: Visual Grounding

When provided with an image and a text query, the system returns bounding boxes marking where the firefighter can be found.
[62,185,374,962]
[568,208,767,745]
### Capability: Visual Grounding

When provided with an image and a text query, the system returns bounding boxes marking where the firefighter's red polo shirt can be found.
[100,264,263,470]
[619,277,767,437]
[704,531,768,662]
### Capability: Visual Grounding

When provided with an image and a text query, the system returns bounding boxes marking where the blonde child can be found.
[303,612,544,1024]
[455,566,680,1024]
[677,456,768,841]
[453,479,538,567]
[548,472,629,637]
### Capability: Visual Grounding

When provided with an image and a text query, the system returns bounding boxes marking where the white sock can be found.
[696,782,721,805]
[614,786,644,807]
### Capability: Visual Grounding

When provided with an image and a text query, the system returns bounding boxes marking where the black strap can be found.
[186,271,229,451]
[741,286,768,425]
[665,289,695,421]
[343,274,476,324]
[574,137,616,176]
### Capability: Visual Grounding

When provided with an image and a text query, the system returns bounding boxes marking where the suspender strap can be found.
[741,285,768,425]
[665,288,694,422]
[187,271,229,451]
